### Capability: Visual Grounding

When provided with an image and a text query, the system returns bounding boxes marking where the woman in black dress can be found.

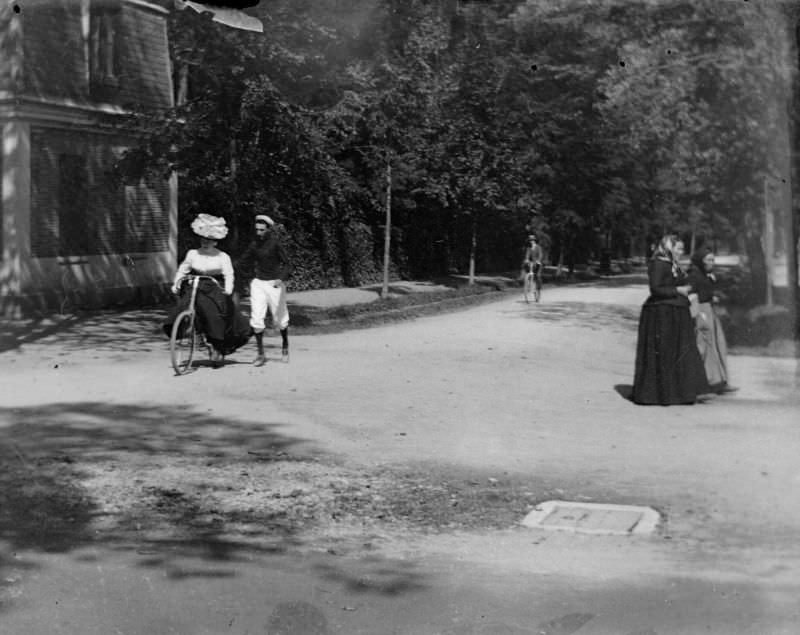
[163,214,251,367]
[632,235,711,405]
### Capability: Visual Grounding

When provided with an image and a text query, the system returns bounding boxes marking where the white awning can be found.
[175,0,263,33]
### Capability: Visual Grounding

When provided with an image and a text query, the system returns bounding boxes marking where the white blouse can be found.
[173,249,234,295]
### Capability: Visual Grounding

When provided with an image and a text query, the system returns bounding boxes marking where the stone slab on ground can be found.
[522,501,661,536]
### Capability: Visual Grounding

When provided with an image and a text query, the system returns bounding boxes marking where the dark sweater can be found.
[686,267,715,303]
[238,236,289,282]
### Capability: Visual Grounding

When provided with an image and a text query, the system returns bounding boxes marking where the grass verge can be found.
[288,279,516,334]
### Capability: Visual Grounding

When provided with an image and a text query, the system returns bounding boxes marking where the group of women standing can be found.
[633,234,736,406]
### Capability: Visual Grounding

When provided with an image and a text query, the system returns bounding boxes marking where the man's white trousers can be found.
[249,279,289,333]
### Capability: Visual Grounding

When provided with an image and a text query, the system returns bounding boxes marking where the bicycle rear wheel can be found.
[170,310,196,375]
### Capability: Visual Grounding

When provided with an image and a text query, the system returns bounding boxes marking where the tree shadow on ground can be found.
[0,401,305,463]
[509,301,641,333]
[0,451,96,553]
[0,309,169,354]
[569,273,649,287]
[314,556,428,597]
[0,314,82,353]
[360,284,414,296]
[0,400,432,611]
[0,403,311,580]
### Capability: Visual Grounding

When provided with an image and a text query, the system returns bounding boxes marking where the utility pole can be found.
[468,218,477,285]
[763,175,775,306]
[791,14,800,352]
[787,179,799,343]
[382,161,392,298]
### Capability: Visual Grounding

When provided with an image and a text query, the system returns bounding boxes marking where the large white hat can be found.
[255,214,275,227]
[191,214,228,240]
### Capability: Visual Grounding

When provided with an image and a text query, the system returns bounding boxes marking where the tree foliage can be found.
[117,0,797,293]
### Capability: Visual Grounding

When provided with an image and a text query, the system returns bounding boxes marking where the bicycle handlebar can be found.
[172,274,223,295]
[187,274,221,282]
[181,274,222,287]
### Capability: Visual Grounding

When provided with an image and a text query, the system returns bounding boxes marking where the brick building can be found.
[0,0,176,316]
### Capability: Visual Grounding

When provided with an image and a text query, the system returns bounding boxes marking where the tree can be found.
[594,0,794,297]
[115,0,797,304]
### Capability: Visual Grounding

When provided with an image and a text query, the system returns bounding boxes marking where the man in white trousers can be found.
[238,214,290,366]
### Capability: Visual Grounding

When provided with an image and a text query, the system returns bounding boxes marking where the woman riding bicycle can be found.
[162,214,250,367]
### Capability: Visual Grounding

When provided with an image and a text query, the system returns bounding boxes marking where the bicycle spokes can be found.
[170,311,196,375]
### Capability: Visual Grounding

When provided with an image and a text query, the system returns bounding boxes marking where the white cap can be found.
[255,214,274,227]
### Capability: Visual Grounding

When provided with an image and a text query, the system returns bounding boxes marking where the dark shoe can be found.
[281,347,289,363]
[210,349,223,368]
[719,384,739,394]
[696,393,716,404]
[253,354,267,367]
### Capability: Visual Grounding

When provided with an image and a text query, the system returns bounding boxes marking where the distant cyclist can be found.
[522,234,543,284]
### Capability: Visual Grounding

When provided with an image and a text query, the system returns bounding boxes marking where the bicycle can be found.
[523,261,542,303]
[169,275,218,375]
[59,264,90,315]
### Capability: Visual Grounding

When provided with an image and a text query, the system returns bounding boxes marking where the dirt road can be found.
[1,282,798,634]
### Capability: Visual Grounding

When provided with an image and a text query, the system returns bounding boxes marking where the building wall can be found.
[0,130,3,257]
[0,120,32,305]
[29,127,170,258]
[0,0,176,316]
[116,3,174,111]
[0,3,22,94]
[1,121,176,317]
[19,0,172,110]
[20,1,87,103]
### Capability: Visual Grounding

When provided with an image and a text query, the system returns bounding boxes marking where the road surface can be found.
[0,281,798,634]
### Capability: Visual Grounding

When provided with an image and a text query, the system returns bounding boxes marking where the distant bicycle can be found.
[169,275,218,375]
[523,261,542,303]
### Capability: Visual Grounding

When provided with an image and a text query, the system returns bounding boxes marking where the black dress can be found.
[632,258,710,405]
[163,275,251,355]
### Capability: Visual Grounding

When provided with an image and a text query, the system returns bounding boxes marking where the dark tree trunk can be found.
[743,211,768,305]
[790,12,800,345]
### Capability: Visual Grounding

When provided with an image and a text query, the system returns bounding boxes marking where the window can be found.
[89,1,119,89]
[58,154,90,256]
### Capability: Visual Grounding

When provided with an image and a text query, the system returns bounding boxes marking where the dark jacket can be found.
[237,235,290,283]
[686,267,716,303]
[644,257,690,307]
[686,249,716,303]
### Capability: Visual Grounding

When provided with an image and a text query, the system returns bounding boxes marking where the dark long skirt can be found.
[632,302,710,405]
[163,280,251,355]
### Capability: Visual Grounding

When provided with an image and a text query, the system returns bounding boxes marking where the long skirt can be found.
[163,280,251,355]
[632,302,710,405]
[695,302,728,389]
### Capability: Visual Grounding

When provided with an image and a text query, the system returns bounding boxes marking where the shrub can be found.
[715,266,757,307]
[723,303,792,347]
[340,222,382,287]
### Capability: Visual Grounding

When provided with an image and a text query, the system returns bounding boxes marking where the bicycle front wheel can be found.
[523,274,533,303]
[170,310,196,375]
[534,277,542,302]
